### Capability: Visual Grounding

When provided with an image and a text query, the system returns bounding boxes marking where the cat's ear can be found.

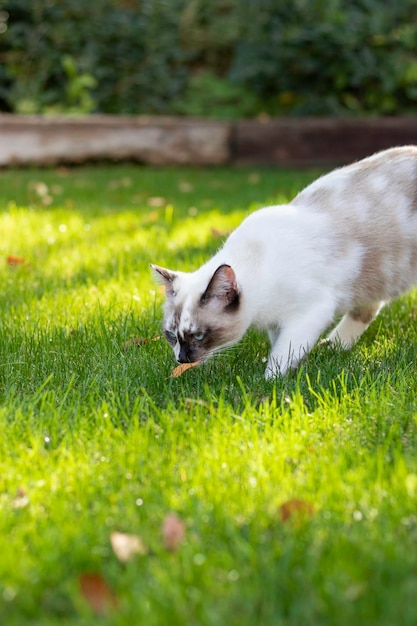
[150,264,177,298]
[201,264,239,308]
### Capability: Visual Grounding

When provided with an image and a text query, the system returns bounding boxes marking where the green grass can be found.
[1,164,417,625]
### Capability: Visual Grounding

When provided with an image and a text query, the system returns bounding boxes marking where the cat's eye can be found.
[194,332,205,341]
[165,330,177,343]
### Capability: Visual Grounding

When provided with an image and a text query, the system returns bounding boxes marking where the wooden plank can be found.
[234,118,417,166]
[0,115,232,166]
[0,114,417,166]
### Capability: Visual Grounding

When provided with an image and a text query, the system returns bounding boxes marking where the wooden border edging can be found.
[0,114,417,167]
[0,115,231,166]
[233,117,417,166]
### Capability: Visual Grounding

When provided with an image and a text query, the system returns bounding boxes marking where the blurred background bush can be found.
[1,0,417,117]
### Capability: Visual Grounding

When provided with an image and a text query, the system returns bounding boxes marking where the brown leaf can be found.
[124,336,160,349]
[162,513,186,552]
[146,210,159,222]
[248,172,260,184]
[178,181,194,193]
[79,573,118,616]
[33,181,49,197]
[110,531,148,562]
[7,256,25,267]
[279,499,314,522]
[170,362,200,378]
[12,487,29,510]
[210,228,230,239]
[183,397,210,410]
[147,196,166,207]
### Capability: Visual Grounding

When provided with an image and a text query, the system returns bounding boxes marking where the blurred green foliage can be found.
[1,0,417,117]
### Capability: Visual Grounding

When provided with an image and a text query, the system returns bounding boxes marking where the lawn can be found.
[1,163,417,625]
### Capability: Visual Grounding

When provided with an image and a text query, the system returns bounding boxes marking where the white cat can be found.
[152,146,417,379]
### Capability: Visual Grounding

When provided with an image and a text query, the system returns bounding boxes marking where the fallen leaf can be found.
[41,195,53,206]
[12,487,29,509]
[210,228,230,239]
[124,336,160,349]
[178,181,194,193]
[170,361,200,377]
[79,573,118,616]
[110,531,148,562]
[147,196,166,207]
[145,210,159,222]
[107,177,132,190]
[162,513,186,552]
[32,181,49,197]
[7,256,25,267]
[279,499,314,522]
[248,172,260,184]
[183,397,210,410]
[56,166,70,176]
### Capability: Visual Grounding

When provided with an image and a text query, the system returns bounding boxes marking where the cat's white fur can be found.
[152,146,417,379]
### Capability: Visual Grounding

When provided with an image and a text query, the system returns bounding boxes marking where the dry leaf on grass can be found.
[210,228,230,239]
[7,256,25,267]
[110,531,148,562]
[79,573,118,616]
[12,487,29,510]
[162,513,186,552]
[178,181,194,193]
[170,361,200,378]
[248,172,260,184]
[147,196,166,207]
[124,336,160,349]
[279,499,314,522]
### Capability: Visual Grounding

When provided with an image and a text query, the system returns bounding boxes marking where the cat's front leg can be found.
[265,301,335,379]
[267,327,280,346]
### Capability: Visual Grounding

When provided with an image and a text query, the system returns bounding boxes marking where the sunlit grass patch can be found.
[0,164,417,625]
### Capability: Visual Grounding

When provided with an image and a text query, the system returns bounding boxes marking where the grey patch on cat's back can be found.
[293,185,335,211]
[356,246,385,300]
[309,188,333,208]
[349,306,377,325]
[410,244,417,272]
[412,164,417,212]
[244,238,263,260]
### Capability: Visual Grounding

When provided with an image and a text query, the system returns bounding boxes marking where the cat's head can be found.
[151,263,244,364]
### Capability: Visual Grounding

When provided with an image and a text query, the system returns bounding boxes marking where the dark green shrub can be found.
[1,0,417,116]
[231,0,417,115]
[172,71,262,118]
[0,0,190,114]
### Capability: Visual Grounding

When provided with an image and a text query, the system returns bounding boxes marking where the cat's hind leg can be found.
[326,302,384,348]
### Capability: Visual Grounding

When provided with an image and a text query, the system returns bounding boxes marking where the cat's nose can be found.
[178,344,191,363]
